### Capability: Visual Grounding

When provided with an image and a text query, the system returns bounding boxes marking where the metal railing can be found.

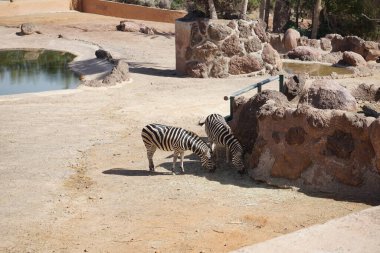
[224,74,284,121]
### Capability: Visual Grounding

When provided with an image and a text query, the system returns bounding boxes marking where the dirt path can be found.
[0,12,377,253]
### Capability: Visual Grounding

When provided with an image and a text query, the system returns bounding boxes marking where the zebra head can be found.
[200,147,216,172]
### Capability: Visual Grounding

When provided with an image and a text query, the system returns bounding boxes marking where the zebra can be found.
[141,123,215,173]
[199,113,245,174]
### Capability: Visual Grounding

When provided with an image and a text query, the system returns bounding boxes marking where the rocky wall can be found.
[175,18,282,78]
[230,90,380,197]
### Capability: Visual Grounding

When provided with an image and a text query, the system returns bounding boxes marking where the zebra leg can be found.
[180,151,185,173]
[225,146,230,164]
[172,151,179,173]
[146,145,157,171]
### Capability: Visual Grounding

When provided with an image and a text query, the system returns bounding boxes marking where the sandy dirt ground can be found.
[0,12,379,253]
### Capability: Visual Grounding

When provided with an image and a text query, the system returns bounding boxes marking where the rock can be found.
[186,61,208,78]
[95,49,113,61]
[207,23,232,41]
[269,33,287,54]
[320,37,332,51]
[253,22,269,43]
[352,83,380,102]
[20,23,38,35]
[299,79,357,111]
[116,20,143,32]
[365,49,380,61]
[327,33,344,52]
[362,104,379,118]
[342,51,367,67]
[228,55,263,75]
[284,28,300,51]
[209,57,229,78]
[287,46,322,61]
[102,59,130,85]
[221,35,243,57]
[370,119,380,173]
[283,74,306,100]
[238,20,253,38]
[193,41,219,62]
[321,51,343,64]
[261,43,282,69]
[227,20,238,30]
[244,36,263,53]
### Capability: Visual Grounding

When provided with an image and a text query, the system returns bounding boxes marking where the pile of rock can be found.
[176,19,283,78]
[228,83,380,197]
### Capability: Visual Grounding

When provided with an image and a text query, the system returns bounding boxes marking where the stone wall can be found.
[176,18,282,78]
[229,90,380,197]
[0,0,72,16]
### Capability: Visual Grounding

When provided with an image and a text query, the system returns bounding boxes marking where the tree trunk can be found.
[311,0,322,38]
[295,0,301,29]
[208,0,218,19]
[259,0,265,20]
[273,0,291,33]
[241,0,248,19]
[264,0,271,31]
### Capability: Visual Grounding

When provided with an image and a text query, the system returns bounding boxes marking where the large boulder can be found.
[261,43,282,69]
[342,51,367,67]
[362,41,380,61]
[244,36,263,53]
[269,33,287,54]
[221,35,244,57]
[284,28,300,51]
[253,21,269,43]
[283,74,307,100]
[208,23,232,41]
[287,46,322,61]
[20,23,39,35]
[370,119,380,173]
[299,79,357,111]
[193,41,219,62]
[228,55,263,75]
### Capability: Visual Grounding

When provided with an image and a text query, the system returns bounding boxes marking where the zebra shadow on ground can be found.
[103,169,173,176]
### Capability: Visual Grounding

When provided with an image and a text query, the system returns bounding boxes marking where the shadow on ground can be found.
[128,62,178,77]
[70,58,112,77]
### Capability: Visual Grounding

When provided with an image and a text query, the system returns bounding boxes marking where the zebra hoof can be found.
[149,167,155,172]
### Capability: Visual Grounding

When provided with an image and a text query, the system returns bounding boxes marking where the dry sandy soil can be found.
[0,12,379,253]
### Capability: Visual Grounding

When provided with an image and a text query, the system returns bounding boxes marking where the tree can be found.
[208,0,218,19]
[241,0,249,19]
[264,0,271,30]
[311,0,322,38]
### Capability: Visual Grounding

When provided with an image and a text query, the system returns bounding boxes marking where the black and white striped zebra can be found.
[141,123,215,173]
[199,113,245,174]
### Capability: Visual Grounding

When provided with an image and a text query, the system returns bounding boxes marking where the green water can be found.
[283,62,353,76]
[0,49,79,95]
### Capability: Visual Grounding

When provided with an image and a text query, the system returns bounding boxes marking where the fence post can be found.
[279,74,284,94]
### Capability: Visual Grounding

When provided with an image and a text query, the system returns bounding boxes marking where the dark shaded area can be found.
[70,58,112,77]
[128,62,177,77]
[326,130,355,159]
[103,169,173,176]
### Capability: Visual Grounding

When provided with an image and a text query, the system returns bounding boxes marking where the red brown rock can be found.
[288,46,322,61]
[284,28,300,51]
[342,51,367,67]
[228,55,263,75]
[261,43,282,69]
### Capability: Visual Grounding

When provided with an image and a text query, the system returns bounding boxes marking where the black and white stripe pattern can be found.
[199,114,245,173]
[142,123,214,173]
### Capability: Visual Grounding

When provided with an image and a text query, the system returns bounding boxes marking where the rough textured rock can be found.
[177,19,281,78]
[116,20,143,32]
[20,23,39,35]
[253,22,269,43]
[261,43,282,69]
[221,35,243,57]
[210,57,229,78]
[362,41,380,61]
[283,74,307,100]
[102,59,130,85]
[95,49,113,61]
[352,83,380,102]
[370,119,380,173]
[229,90,290,154]
[320,37,332,51]
[284,28,300,51]
[342,51,367,67]
[244,36,262,53]
[193,41,219,62]
[269,33,287,54]
[208,23,232,41]
[228,55,263,75]
[186,61,208,78]
[230,94,380,194]
[238,20,253,38]
[321,51,343,64]
[288,46,322,61]
[299,80,357,111]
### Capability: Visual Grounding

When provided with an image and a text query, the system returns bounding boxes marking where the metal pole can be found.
[279,74,284,94]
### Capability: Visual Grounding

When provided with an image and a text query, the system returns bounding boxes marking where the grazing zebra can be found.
[141,123,215,173]
[199,113,245,174]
